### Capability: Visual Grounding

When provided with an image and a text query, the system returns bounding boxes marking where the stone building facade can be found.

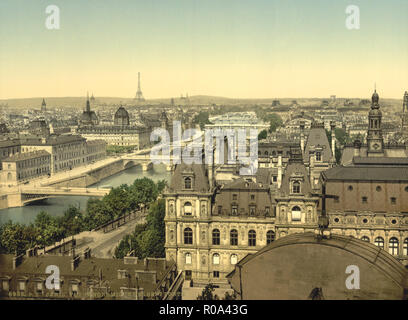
[0,150,51,185]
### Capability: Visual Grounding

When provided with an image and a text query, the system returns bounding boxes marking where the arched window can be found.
[212,229,220,245]
[266,230,275,244]
[184,202,192,216]
[292,181,300,194]
[374,237,384,249]
[185,253,192,265]
[213,253,220,265]
[184,177,192,189]
[404,239,408,256]
[361,236,370,242]
[230,254,238,265]
[291,206,301,221]
[230,229,238,246]
[184,228,193,245]
[248,230,256,247]
[389,237,399,256]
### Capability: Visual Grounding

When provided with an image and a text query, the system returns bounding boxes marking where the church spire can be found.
[86,92,91,112]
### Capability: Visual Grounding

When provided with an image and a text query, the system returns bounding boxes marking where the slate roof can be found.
[0,254,174,294]
[321,166,408,182]
[168,163,210,193]
[280,161,312,195]
[304,126,333,162]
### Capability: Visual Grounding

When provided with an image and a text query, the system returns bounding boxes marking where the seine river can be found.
[0,164,171,225]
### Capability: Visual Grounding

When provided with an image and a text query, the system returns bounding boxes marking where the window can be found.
[233,194,237,200]
[374,237,384,249]
[292,181,300,194]
[212,229,220,245]
[230,229,238,246]
[18,281,26,292]
[230,254,238,265]
[291,206,301,221]
[249,206,256,216]
[184,228,193,244]
[250,194,255,201]
[389,238,399,256]
[267,230,275,244]
[265,207,270,215]
[316,152,321,161]
[217,206,222,215]
[361,236,370,242]
[348,185,353,191]
[376,186,382,192]
[231,205,238,216]
[264,151,268,156]
[213,271,220,278]
[1,280,9,292]
[362,197,368,204]
[248,230,256,247]
[213,253,220,265]
[184,177,192,189]
[185,253,192,265]
[184,202,192,216]
[404,239,408,256]
[391,197,397,205]
[185,270,192,280]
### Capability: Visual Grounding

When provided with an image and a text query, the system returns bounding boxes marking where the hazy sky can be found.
[0,0,407,99]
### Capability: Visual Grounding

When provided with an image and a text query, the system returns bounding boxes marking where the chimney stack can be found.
[277,155,282,189]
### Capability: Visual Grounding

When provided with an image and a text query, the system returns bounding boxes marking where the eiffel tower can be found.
[135,72,145,101]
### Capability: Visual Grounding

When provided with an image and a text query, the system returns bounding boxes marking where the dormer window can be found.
[316,152,322,161]
[184,177,192,189]
[292,181,301,194]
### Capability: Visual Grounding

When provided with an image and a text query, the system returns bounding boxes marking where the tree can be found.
[197,284,219,300]
[193,111,211,130]
[258,129,268,140]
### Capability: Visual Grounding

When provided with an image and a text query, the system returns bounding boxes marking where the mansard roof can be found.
[304,126,333,162]
[168,163,210,193]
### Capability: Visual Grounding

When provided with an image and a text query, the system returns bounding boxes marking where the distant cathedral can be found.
[79,93,99,126]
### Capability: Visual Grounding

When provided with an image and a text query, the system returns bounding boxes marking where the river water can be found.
[0,164,171,225]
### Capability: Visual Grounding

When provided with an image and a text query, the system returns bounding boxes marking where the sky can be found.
[0,0,407,100]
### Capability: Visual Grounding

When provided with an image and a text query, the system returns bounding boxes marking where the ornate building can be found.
[79,94,99,126]
[77,106,150,148]
[164,148,319,287]
[341,90,408,165]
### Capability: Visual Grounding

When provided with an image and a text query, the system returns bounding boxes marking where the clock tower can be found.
[367,90,384,156]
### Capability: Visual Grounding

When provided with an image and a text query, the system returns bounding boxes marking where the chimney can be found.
[300,133,305,155]
[277,155,282,189]
[12,251,23,270]
[309,150,315,187]
[330,121,336,158]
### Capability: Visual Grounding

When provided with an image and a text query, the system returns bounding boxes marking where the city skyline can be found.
[0,0,408,100]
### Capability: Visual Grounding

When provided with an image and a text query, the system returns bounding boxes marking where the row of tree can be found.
[0,177,166,255]
[114,198,165,259]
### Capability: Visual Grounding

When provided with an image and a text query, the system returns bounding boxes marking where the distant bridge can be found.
[16,186,111,206]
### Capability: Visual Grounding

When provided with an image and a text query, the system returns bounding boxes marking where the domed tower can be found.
[367,90,384,155]
[114,106,130,126]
